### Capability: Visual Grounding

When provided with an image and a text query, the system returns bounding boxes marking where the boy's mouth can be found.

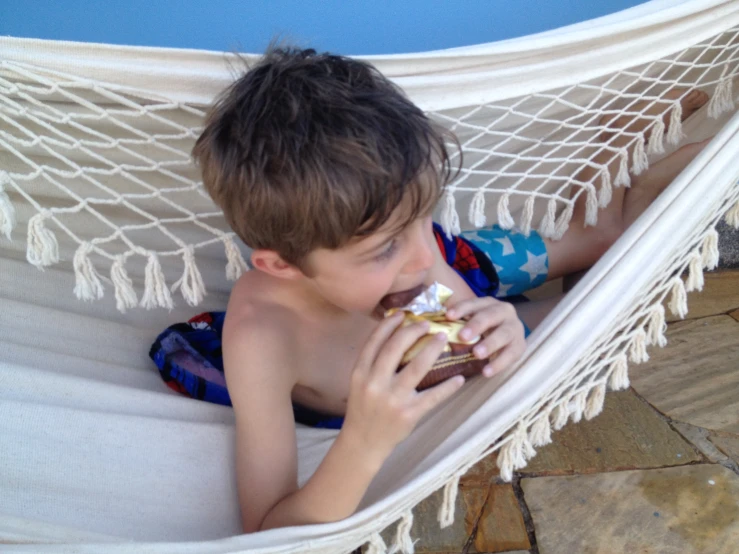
[379,284,426,311]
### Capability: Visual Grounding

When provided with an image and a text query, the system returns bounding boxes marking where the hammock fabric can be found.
[1,1,739,552]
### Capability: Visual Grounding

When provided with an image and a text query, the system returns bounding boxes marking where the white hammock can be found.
[1,0,739,552]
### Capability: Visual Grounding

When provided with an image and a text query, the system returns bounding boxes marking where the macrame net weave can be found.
[1,12,739,554]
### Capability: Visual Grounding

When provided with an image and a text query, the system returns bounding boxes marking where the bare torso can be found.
[223,243,477,418]
[224,271,380,417]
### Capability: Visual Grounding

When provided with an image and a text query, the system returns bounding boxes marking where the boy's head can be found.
[194,47,458,311]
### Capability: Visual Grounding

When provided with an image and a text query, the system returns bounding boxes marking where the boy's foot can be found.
[622,136,712,229]
[597,88,709,143]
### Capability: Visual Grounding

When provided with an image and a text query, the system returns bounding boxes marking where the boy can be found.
[191,47,709,533]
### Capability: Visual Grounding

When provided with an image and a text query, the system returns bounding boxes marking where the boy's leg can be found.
[545,89,709,281]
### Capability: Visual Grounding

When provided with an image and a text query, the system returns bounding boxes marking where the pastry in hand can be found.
[379,282,492,391]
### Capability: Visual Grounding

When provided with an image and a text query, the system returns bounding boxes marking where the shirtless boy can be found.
[191,47,710,532]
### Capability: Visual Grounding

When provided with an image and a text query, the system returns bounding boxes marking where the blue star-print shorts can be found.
[460,225,549,297]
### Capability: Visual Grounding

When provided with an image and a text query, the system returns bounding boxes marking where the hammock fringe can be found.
[520,195,535,236]
[26,211,59,268]
[666,101,685,145]
[171,247,206,307]
[726,200,739,228]
[497,192,515,230]
[469,189,487,229]
[686,251,705,292]
[608,353,630,391]
[441,191,461,237]
[390,510,416,554]
[140,252,174,310]
[539,198,557,238]
[646,304,668,347]
[224,235,249,281]
[668,277,688,318]
[365,532,388,554]
[584,383,607,420]
[631,135,649,175]
[614,148,631,188]
[73,242,105,302]
[629,328,650,364]
[438,472,461,528]
[111,256,138,313]
[647,119,666,155]
[708,71,735,119]
[529,413,553,447]
[0,171,16,240]
[701,228,720,270]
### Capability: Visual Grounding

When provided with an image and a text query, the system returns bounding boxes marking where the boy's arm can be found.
[223,320,388,533]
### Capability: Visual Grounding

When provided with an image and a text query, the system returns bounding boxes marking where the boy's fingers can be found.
[445,297,492,320]
[355,312,405,374]
[373,320,432,380]
[472,323,516,359]
[483,342,525,377]
[459,307,510,343]
[413,374,466,415]
[394,332,448,391]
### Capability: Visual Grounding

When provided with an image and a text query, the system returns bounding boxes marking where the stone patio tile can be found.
[375,485,471,553]
[666,270,739,322]
[710,434,739,463]
[372,480,530,554]
[522,464,739,554]
[672,422,731,463]
[730,308,739,322]
[630,315,739,433]
[521,391,699,475]
[460,451,499,486]
[470,484,530,553]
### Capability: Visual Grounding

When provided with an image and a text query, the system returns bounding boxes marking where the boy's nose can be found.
[405,230,435,274]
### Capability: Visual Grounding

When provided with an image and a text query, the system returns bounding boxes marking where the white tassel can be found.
[629,328,649,364]
[608,353,629,391]
[631,135,649,175]
[496,192,515,230]
[365,532,387,554]
[224,236,248,281]
[440,191,460,237]
[614,148,631,188]
[111,256,138,313]
[646,304,668,348]
[72,242,104,301]
[686,251,705,292]
[529,414,552,447]
[520,195,535,236]
[569,389,588,423]
[553,201,574,240]
[497,423,536,482]
[585,186,599,227]
[668,277,688,319]
[701,229,720,270]
[647,119,666,155]
[0,172,16,240]
[539,198,557,238]
[597,167,612,208]
[438,473,461,528]
[140,253,174,310]
[26,211,59,268]
[468,189,487,229]
[726,200,739,229]
[389,510,415,554]
[666,102,685,145]
[552,401,570,430]
[171,247,206,306]
[708,77,734,119]
[584,383,606,420]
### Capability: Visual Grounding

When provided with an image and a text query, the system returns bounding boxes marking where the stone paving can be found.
[367,269,739,554]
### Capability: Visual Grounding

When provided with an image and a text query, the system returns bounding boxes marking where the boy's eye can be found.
[374,239,398,262]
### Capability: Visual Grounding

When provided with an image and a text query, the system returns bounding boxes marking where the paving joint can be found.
[511,475,539,554]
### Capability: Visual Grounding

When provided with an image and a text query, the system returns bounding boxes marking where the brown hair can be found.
[193,47,458,269]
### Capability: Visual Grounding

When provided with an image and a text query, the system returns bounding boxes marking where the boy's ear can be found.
[250,249,304,280]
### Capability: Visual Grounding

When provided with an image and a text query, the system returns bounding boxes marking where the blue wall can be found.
[2,0,647,55]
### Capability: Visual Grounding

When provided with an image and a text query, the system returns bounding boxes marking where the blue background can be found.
[2,0,647,55]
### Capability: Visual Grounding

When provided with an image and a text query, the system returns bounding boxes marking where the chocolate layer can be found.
[380,285,426,310]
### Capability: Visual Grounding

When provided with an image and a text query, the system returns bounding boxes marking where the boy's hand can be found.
[342,312,465,465]
[445,298,526,378]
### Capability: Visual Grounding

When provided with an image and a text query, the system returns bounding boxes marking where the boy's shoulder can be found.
[221,271,301,385]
